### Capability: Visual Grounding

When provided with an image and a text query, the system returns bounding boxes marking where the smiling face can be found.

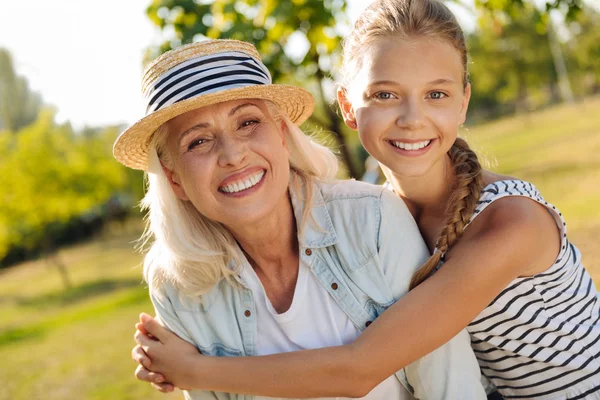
[159,99,291,230]
[339,36,471,179]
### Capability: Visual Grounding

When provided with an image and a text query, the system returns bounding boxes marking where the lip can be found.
[218,166,266,198]
[386,138,436,157]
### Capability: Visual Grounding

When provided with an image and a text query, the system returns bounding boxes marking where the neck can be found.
[225,190,298,275]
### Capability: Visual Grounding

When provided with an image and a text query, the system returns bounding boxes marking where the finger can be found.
[151,382,175,393]
[135,364,166,383]
[136,323,157,340]
[136,322,149,336]
[131,345,152,368]
[140,313,170,343]
[134,329,156,347]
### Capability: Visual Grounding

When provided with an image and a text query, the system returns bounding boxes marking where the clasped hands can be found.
[132,313,200,393]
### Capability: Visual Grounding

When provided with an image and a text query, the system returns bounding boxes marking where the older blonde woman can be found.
[117,39,486,399]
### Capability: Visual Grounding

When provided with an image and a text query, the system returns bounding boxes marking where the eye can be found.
[240,119,260,128]
[187,138,208,151]
[373,91,396,100]
[428,91,447,100]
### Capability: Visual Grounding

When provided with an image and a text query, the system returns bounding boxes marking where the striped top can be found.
[465,180,600,399]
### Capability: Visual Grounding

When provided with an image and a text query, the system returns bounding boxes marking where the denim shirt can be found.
[150,179,485,400]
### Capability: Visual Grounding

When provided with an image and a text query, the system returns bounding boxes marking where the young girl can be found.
[132,0,600,398]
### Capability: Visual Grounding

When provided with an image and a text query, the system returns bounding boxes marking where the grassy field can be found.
[0,222,180,400]
[1,97,599,399]
[466,95,600,278]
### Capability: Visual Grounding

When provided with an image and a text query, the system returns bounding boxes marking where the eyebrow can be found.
[178,103,262,145]
[178,122,210,145]
[228,102,261,116]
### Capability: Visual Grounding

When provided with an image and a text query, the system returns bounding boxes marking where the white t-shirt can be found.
[240,260,414,400]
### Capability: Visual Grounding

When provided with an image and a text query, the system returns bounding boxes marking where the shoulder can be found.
[316,178,386,202]
[460,184,561,275]
[316,179,413,226]
[473,179,559,237]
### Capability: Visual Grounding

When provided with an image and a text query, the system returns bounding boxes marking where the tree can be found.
[565,5,600,95]
[469,0,583,21]
[467,4,560,118]
[144,0,361,177]
[0,48,43,132]
[0,110,136,287]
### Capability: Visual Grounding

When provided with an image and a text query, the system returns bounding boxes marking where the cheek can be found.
[356,108,390,146]
[179,158,213,194]
[429,107,462,135]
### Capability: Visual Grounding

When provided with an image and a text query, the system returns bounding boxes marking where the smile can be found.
[219,170,265,194]
[389,140,432,151]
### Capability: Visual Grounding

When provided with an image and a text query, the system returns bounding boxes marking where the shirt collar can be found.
[288,176,338,249]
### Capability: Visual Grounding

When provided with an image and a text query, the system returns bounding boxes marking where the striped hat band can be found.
[144,51,273,114]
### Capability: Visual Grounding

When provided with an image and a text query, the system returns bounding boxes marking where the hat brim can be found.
[113,84,314,171]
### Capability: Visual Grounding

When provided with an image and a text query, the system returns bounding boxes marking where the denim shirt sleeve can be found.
[377,189,487,400]
[150,285,195,345]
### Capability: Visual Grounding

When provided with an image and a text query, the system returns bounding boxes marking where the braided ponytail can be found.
[409,138,484,290]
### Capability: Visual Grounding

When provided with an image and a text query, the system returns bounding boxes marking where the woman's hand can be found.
[132,313,202,391]
[132,343,176,393]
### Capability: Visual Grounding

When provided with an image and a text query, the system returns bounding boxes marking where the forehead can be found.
[353,36,464,86]
[167,98,268,129]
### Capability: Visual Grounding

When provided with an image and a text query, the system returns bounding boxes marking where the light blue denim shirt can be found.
[151,179,485,400]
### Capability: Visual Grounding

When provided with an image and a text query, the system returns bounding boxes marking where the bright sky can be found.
[0,0,473,128]
[0,0,158,128]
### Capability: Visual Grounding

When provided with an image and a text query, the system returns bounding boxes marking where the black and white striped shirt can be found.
[466,180,600,399]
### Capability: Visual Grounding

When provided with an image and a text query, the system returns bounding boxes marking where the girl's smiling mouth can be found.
[387,139,435,155]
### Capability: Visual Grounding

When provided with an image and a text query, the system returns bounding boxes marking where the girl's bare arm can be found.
[179,196,560,397]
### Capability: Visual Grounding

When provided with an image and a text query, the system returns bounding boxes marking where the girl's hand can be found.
[133,313,201,390]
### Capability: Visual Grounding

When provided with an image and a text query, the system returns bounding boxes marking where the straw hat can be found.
[113,39,315,170]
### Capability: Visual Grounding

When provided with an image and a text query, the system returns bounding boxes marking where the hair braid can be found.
[409,138,484,290]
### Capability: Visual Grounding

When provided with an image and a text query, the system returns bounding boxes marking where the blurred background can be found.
[0,0,598,398]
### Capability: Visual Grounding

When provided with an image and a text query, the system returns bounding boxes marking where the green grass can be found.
[1,97,599,399]
[0,222,181,400]
[465,95,600,279]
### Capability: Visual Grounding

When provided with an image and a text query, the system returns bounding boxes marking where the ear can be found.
[278,119,289,151]
[160,160,189,201]
[337,87,358,131]
[459,83,472,125]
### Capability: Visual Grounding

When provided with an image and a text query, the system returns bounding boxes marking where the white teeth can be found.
[220,170,265,193]
[390,140,431,151]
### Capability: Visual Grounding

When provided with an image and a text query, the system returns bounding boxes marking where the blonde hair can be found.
[341,0,483,289]
[341,0,468,88]
[140,101,338,298]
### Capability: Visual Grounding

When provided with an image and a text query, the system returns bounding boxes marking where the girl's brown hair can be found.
[341,0,484,289]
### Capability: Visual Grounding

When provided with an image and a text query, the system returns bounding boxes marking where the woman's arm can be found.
[136,196,560,397]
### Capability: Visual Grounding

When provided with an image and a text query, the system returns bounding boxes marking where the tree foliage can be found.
[565,5,600,94]
[0,48,43,132]
[468,4,557,117]
[471,0,583,20]
[0,109,142,266]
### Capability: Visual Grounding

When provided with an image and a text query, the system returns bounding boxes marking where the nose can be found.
[396,97,426,130]
[217,135,249,168]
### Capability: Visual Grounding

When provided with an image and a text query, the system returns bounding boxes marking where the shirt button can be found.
[331,282,338,290]
[244,310,251,317]
[305,248,312,256]
[365,321,372,327]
